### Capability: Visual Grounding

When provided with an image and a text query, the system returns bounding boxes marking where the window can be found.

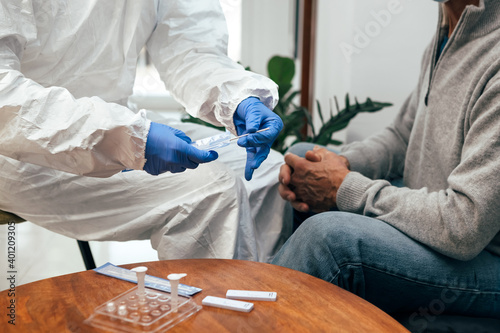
[131,1,244,111]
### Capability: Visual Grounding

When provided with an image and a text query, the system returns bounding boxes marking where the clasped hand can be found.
[278,147,350,213]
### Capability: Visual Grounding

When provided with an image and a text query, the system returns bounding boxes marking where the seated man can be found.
[0,0,289,262]
[273,0,500,320]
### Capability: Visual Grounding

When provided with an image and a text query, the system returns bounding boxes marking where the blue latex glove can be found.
[144,122,218,176]
[234,97,283,181]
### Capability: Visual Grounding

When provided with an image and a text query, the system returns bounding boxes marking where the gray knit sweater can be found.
[338,0,500,261]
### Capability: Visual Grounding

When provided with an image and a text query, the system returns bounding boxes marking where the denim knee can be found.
[273,212,370,284]
[299,212,367,262]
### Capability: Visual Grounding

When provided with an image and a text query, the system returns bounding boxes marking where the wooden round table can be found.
[1,259,408,332]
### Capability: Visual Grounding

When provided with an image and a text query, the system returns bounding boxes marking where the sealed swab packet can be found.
[94,262,201,296]
[190,131,234,151]
[190,128,271,151]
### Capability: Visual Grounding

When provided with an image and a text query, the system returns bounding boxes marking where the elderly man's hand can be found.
[279,146,350,213]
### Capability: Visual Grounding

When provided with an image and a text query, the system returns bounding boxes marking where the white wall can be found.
[240,0,296,75]
[313,0,439,143]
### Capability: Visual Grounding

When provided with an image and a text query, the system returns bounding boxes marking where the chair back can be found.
[0,210,26,224]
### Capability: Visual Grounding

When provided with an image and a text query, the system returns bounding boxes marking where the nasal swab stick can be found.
[190,127,271,151]
[229,127,270,141]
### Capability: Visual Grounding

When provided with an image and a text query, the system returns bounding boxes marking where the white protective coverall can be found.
[0,0,291,262]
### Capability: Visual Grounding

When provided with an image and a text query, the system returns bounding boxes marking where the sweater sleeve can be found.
[339,90,417,181]
[0,2,149,177]
[146,0,278,135]
[337,78,500,261]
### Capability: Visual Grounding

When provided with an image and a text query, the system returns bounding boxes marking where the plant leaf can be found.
[278,83,293,100]
[316,100,325,126]
[300,106,315,138]
[268,56,295,93]
[334,96,340,116]
[329,139,343,145]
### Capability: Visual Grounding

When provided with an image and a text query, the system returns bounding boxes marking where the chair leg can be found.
[77,240,96,270]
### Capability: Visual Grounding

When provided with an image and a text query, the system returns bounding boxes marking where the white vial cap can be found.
[167,273,187,281]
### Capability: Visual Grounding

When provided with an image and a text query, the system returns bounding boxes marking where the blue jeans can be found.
[273,143,500,320]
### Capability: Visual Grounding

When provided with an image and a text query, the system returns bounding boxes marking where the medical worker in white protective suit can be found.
[0,0,291,262]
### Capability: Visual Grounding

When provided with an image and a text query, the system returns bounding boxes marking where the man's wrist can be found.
[339,155,350,170]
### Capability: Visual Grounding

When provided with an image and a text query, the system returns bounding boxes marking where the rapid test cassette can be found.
[201,296,254,313]
[226,290,277,301]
